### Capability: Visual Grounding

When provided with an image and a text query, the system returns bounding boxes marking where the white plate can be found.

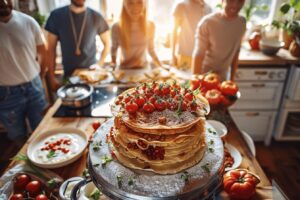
[224,143,242,171]
[206,120,228,138]
[27,128,88,169]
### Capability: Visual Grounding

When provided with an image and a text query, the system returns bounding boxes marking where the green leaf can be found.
[92,140,102,151]
[116,175,123,188]
[201,163,211,173]
[128,176,134,186]
[46,150,57,159]
[90,188,102,200]
[280,3,291,14]
[11,154,29,161]
[101,155,113,168]
[82,168,90,178]
[180,171,190,182]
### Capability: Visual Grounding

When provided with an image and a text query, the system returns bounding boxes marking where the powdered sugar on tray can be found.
[89,119,224,198]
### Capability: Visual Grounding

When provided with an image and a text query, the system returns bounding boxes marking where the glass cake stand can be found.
[82,119,224,200]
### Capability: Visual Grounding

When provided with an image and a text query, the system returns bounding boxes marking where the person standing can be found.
[111,0,162,69]
[45,0,110,90]
[0,0,47,144]
[192,0,246,80]
[171,0,211,71]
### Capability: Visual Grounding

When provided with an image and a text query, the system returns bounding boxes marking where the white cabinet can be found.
[230,111,276,141]
[231,82,284,110]
[230,67,287,145]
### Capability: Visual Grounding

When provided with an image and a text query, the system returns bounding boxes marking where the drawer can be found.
[235,68,287,81]
[231,82,284,109]
[229,110,276,141]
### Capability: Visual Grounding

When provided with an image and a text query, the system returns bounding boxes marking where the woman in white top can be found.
[111,0,162,69]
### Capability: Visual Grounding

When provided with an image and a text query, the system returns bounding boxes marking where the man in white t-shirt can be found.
[172,0,211,71]
[0,0,47,145]
[192,0,246,80]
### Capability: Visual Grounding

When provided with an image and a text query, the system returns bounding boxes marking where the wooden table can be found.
[5,99,272,199]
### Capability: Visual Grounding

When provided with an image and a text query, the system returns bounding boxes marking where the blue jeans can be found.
[0,76,47,140]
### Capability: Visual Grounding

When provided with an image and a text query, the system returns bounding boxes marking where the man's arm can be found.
[36,43,47,77]
[192,54,205,74]
[230,49,240,81]
[46,32,60,91]
[98,30,110,67]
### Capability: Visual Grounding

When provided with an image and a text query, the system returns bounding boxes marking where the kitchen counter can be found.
[239,46,300,66]
[3,97,274,199]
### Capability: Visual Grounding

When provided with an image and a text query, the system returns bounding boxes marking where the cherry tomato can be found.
[191,78,202,90]
[10,194,23,200]
[124,95,133,103]
[162,85,170,96]
[92,121,101,131]
[170,89,178,97]
[35,194,49,200]
[154,99,167,111]
[220,80,238,96]
[205,89,221,105]
[149,96,157,104]
[189,101,198,111]
[143,102,155,113]
[180,101,188,111]
[202,73,220,90]
[125,102,139,114]
[134,96,146,107]
[14,174,31,191]
[25,180,41,196]
[184,92,194,101]
[154,87,163,96]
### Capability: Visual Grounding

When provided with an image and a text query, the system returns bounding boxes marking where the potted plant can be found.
[272,1,300,49]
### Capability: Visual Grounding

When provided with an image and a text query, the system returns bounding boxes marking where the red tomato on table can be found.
[223,169,260,200]
[205,89,221,105]
[202,73,220,90]
[220,80,238,96]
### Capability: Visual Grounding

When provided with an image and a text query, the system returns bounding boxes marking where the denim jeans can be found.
[0,76,47,140]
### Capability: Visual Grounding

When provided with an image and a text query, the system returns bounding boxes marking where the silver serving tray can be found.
[87,119,224,200]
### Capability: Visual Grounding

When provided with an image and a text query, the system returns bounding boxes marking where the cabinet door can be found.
[230,82,284,109]
[229,110,276,141]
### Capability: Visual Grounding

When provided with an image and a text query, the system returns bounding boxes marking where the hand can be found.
[49,77,61,92]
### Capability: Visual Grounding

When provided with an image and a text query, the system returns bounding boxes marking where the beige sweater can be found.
[193,12,246,80]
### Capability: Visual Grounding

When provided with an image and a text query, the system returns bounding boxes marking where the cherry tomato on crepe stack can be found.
[92,121,101,131]
[223,169,260,200]
[125,102,139,114]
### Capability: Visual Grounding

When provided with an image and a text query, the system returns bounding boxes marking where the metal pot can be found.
[57,83,93,108]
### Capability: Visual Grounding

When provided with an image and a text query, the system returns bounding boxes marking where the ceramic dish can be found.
[224,143,242,171]
[59,177,84,200]
[27,128,88,169]
[206,120,228,138]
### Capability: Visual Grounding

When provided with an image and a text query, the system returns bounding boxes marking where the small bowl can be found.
[206,120,228,138]
[259,40,284,56]
[59,177,84,200]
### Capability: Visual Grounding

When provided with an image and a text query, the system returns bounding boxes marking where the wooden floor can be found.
[256,141,300,200]
[0,132,299,200]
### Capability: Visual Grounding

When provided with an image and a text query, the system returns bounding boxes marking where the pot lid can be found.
[57,84,93,100]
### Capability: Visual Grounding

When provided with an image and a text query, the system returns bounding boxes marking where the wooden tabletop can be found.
[5,99,271,198]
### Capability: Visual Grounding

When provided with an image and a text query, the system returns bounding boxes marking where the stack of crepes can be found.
[109,81,210,174]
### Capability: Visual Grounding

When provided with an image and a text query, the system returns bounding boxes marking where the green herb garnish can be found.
[209,139,214,145]
[193,88,200,95]
[82,168,90,178]
[89,188,102,200]
[128,176,134,186]
[208,147,214,153]
[208,128,217,135]
[46,150,57,159]
[201,163,211,173]
[101,155,113,168]
[93,163,100,167]
[47,178,58,189]
[117,175,123,188]
[180,171,190,182]
[93,140,102,151]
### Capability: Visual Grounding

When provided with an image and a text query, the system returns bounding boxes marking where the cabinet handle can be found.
[245,112,260,116]
[254,71,268,75]
[251,83,265,88]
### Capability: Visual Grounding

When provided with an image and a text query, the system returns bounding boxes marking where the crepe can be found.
[75,70,108,83]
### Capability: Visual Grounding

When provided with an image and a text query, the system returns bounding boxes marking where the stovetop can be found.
[53,86,130,118]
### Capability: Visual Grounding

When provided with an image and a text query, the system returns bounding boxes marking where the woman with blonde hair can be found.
[111,0,162,69]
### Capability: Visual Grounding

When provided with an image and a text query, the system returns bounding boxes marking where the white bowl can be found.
[27,127,88,169]
[259,39,284,56]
